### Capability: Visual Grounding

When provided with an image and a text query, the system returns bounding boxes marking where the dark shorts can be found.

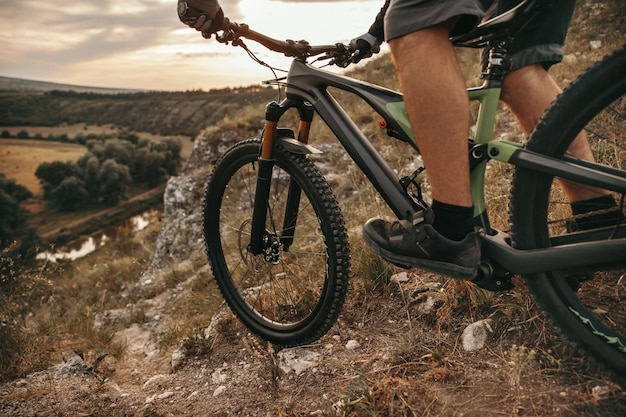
[384,0,575,70]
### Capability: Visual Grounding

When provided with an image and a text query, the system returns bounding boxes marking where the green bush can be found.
[35,135,182,209]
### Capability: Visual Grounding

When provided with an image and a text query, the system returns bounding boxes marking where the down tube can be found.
[468,86,501,232]
[313,90,416,220]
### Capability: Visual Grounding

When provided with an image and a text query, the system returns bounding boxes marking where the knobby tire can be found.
[203,138,350,347]
[511,45,626,373]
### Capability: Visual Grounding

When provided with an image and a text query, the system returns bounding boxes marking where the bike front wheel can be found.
[203,138,350,347]
[511,45,626,373]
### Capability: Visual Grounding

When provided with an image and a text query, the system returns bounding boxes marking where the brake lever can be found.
[216,29,239,44]
[316,54,334,62]
[331,53,354,68]
[325,43,354,68]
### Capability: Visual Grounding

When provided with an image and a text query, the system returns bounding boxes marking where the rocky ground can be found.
[0,270,624,416]
[4,9,626,407]
[2,125,625,416]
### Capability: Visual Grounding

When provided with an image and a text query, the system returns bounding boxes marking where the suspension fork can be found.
[248,100,315,255]
[281,102,315,250]
[248,102,281,255]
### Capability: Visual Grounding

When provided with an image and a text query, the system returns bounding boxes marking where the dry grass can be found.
[1,2,624,415]
[0,218,162,381]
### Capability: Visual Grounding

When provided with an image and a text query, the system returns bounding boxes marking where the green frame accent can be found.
[468,86,501,217]
[488,140,524,162]
[386,85,517,225]
[386,101,417,145]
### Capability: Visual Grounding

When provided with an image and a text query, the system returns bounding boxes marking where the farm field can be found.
[0,138,85,194]
[0,123,195,194]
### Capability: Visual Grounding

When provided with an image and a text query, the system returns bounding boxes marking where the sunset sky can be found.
[1,0,383,91]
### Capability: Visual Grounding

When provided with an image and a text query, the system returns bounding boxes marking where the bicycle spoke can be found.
[204,139,348,345]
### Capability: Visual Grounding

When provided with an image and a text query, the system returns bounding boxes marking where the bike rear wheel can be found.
[511,45,626,372]
[204,138,350,346]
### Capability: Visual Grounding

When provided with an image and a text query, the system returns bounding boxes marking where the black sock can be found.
[431,200,474,241]
[571,195,621,230]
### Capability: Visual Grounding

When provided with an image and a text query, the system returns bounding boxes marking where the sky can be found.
[1,0,383,91]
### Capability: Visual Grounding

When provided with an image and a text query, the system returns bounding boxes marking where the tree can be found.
[103,139,134,166]
[35,161,78,198]
[119,131,139,145]
[133,147,166,185]
[78,154,101,198]
[0,175,32,202]
[16,129,29,139]
[86,139,106,160]
[52,176,89,211]
[0,175,33,249]
[97,159,131,205]
[0,189,21,248]
[35,133,180,207]
[160,137,182,176]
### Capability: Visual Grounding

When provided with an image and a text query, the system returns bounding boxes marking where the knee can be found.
[501,64,548,104]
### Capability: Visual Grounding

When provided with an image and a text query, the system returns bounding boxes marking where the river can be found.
[36,210,158,262]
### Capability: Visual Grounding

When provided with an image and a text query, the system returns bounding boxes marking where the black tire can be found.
[511,45,626,372]
[203,138,350,346]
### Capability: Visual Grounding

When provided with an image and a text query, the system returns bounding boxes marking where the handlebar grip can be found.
[221,17,232,31]
[178,1,232,31]
[177,1,200,19]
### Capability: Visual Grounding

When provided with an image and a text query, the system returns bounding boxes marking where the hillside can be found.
[0,84,276,137]
[1,1,625,416]
[0,76,147,95]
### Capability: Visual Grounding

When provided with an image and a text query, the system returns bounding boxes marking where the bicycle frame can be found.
[252,58,626,280]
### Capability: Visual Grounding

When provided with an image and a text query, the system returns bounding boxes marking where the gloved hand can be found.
[177,0,225,38]
[349,32,382,63]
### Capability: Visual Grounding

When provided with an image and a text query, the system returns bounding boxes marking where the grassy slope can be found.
[1,1,625,415]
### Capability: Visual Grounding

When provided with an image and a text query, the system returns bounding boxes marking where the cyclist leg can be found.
[492,0,619,228]
[390,22,472,209]
[362,0,489,279]
[384,0,488,215]
[501,65,608,202]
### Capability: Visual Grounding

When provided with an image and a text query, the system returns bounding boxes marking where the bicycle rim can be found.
[511,45,626,372]
[204,139,349,346]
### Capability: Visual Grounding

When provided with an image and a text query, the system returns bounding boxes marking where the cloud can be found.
[176,51,231,58]
[3,1,176,61]
[0,0,380,90]
[0,0,227,85]
[1,0,251,59]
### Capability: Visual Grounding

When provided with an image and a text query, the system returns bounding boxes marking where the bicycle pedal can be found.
[472,261,514,291]
[472,275,514,291]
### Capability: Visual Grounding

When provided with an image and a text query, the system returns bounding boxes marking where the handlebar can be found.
[221,18,351,62]
[178,2,355,67]
[218,18,355,67]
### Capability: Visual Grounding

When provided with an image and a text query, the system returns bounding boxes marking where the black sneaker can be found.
[362,208,480,280]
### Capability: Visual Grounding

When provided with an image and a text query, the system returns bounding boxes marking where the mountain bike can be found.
[194,1,626,372]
